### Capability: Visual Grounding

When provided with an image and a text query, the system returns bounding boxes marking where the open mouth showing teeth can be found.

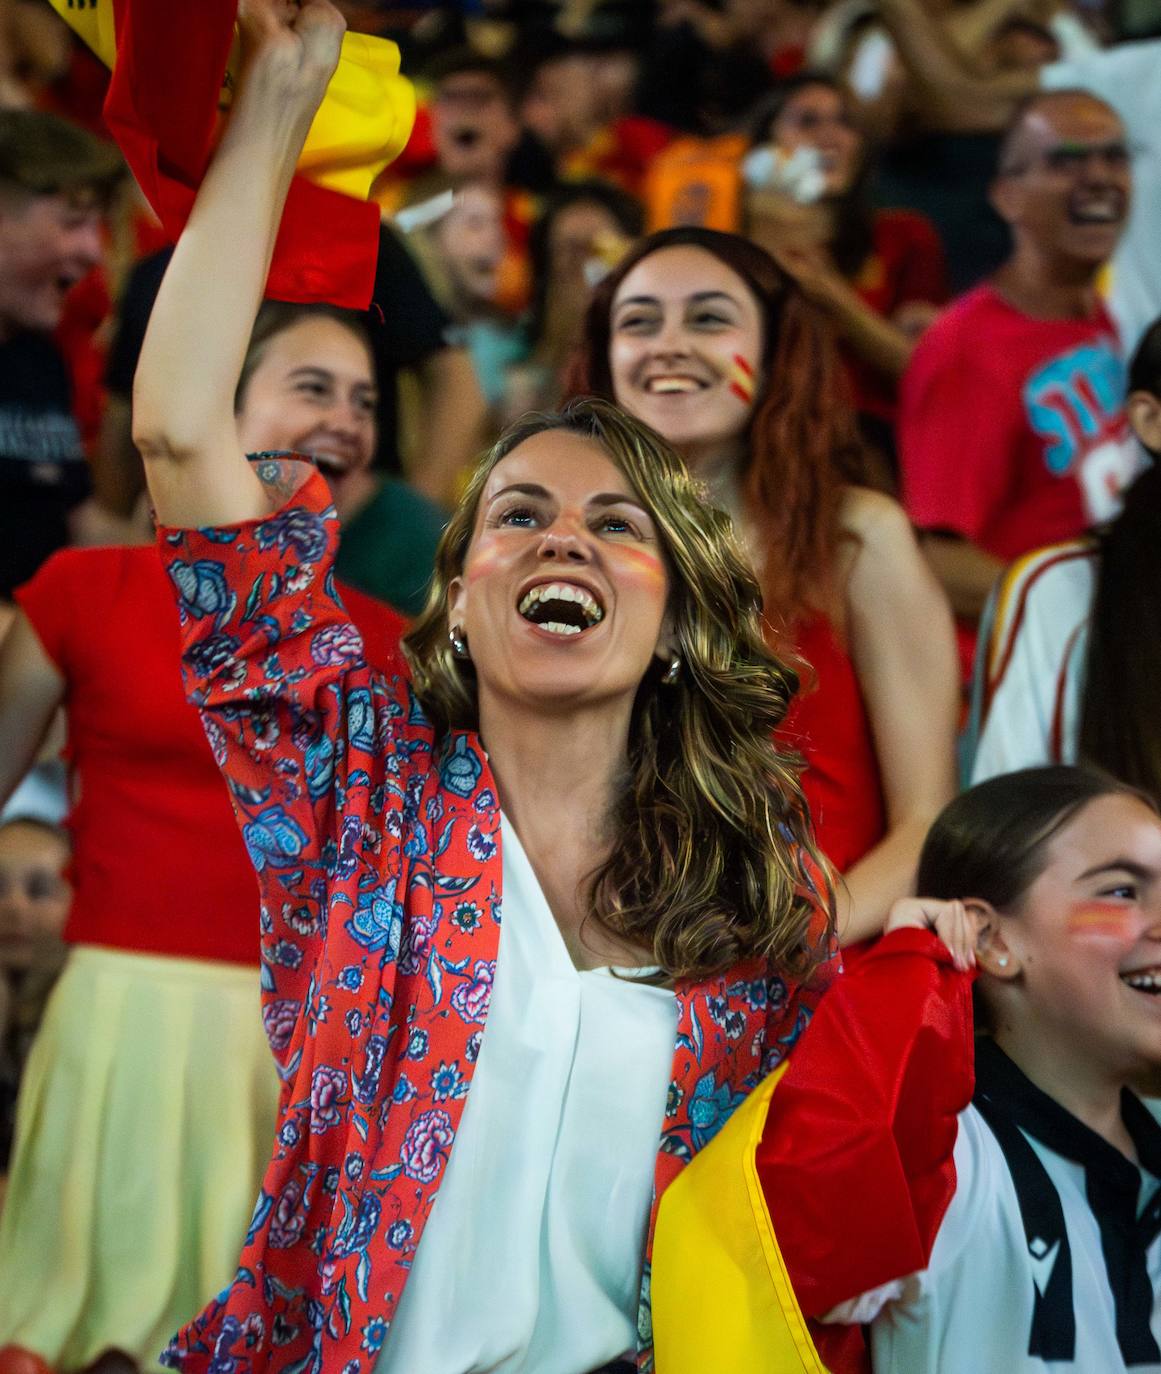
[1070,198,1123,224]
[645,376,704,395]
[517,581,605,636]
[1121,968,1161,994]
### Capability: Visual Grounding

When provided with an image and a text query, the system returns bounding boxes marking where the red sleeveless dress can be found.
[778,613,886,874]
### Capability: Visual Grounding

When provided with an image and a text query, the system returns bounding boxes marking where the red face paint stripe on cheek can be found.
[732,354,754,378]
[1067,902,1140,938]
[728,381,750,404]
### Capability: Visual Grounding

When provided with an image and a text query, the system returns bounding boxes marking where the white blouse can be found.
[378,817,678,1373]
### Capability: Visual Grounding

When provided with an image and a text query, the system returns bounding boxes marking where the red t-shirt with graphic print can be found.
[899,284,1142,561]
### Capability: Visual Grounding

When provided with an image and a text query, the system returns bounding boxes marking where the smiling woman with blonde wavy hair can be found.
[115,3,847,1372]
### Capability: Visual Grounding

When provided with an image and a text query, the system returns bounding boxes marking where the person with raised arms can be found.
[126,3,903,1371]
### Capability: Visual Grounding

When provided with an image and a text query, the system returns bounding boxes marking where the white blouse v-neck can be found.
[377,817,678,1373]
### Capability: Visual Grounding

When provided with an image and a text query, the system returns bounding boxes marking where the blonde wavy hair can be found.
[404,398,834,981]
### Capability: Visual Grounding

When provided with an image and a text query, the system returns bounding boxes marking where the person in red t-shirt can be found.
[899,89,1144,664]
[0,303,406,1372]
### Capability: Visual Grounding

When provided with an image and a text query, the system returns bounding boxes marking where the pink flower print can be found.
[262,999,299,1054]
[400,1109,455,1184]
[310,621,362,667]
[450,959,495,1024]
[399,912,436,976]
[309,1065,348,1133]
[269,1178,307,1248]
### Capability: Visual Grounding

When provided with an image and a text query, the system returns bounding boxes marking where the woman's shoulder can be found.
[838,485,915,549]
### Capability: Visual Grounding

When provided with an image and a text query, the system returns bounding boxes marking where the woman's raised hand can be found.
[236,0,345,105]
[884,896,988,973]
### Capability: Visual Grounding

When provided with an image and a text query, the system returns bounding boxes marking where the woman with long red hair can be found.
[572,227,958,942]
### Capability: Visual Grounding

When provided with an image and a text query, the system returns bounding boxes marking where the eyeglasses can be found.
[1003,140,1135,176]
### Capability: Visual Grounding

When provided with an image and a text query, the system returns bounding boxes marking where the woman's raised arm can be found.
[132,0,344,529]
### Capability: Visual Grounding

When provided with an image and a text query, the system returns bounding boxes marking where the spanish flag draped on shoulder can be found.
[50,0,416,309]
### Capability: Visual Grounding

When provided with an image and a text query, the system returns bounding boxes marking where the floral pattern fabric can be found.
[157,460,834,1374]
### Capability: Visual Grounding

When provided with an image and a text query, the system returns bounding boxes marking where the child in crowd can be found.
[0,816,69,1175]
[659,766,1161,1372]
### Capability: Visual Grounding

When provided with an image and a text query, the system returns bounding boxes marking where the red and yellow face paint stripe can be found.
[1067,902,1139,939]
[728,354,755,406]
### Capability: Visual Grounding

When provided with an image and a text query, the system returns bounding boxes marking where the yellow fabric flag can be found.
[47,0,415,201]
[651,1064,831,1373]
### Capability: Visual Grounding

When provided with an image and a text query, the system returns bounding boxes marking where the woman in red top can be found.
[0,302,406,1372]
[572,227,959,939]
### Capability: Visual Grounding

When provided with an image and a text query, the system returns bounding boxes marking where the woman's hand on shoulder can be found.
[885,897,987,973]
[237,0,345,102]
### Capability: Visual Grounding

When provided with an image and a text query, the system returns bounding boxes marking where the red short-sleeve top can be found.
[16,545,405,964]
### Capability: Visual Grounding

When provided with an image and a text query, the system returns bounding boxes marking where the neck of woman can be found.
[993,1025,1139,1163]
[475,690,647,965]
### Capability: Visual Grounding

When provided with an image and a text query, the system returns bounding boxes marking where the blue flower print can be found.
[345,1008,364,1036]
[304,732,336,801]
[392,1075,417,1105]
[464,1030,482,1063]
[345,881,403,956]
[333,1192,382,1259]
[360,1317,388,1356]
[242,806,309,872]
[665,1082,684,1118]
[169,558,237,625]
[344,1152,364,1183]
[406,1028,429,1060]
[430,1060,467,1103]
[439,735,483,798]
[346,687,375,753]
[451,901,481,933]
[278,1119,301,1149]
[255,504,329,564]
[270,940,303,970]
[466,824,496,862]
[337,965,364,992]
[474,788,496,813]
[687,1070,744,1150]
[186,632,242,679]
[386,1220,413,1250]
[354,1034,388,1107]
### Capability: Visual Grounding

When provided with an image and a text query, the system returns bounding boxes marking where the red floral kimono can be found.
[157,460,834,1374]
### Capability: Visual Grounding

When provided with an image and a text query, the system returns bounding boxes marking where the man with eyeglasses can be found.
[897,90,1145,657]
[873,0,1160,358]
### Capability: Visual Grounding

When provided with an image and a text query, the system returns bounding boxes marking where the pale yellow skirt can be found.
[0,945,281,1371]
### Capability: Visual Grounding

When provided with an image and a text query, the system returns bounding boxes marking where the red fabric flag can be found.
[102,0,380,309]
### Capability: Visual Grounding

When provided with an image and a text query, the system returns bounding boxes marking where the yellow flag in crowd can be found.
[47,0,415,201]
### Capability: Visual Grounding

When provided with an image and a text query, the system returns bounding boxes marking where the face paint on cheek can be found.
[463,537,508,585]
[612,542,668,592]
[728,354,755,406]
[1066,901,1142,942]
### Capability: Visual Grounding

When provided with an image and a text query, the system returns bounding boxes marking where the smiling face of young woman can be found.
[235,315,379,516]
[991,792,1161,1081]
[608,245,764,472]
[448,428,673,715]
